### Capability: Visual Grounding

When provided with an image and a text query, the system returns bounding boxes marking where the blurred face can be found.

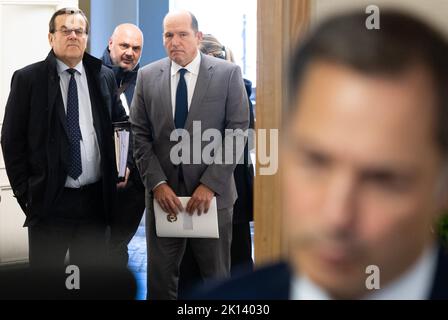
[48,14,88,67]
[108,25,143,71]
[283,61,447,299]
[163,12,202,67]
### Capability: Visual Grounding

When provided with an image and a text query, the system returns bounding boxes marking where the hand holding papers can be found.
[113,121,130,181]
[154,197,219,239]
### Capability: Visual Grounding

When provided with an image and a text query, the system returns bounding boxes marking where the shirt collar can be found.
[171,50,201,77]
[56,59,84,76]
[292,244,439,300]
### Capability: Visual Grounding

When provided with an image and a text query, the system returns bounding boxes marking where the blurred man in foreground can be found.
[195,10,448,300]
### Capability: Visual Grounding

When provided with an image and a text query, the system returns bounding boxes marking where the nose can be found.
[171,34,180,47]
[67,30,77,39]
[124,47,133,57]
[320,170,358,232]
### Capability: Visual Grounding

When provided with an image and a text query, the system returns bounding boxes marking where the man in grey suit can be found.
[130,10,249,300]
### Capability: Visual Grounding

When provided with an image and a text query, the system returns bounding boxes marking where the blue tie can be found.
[66,68,83,180]
[174,68,188,129]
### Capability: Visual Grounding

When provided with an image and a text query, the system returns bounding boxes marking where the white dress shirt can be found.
[291,245,438,300]
[153,51,202,191]
[170,50,202,118]
[56,59,102,188]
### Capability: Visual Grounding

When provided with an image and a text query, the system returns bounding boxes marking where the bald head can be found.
[108,23,143,71]
[163,10,198,33]
[163,11,202,66]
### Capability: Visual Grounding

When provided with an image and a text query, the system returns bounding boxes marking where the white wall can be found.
[311,0,448,37]
[170,0,258,85]
[0,0,78,265]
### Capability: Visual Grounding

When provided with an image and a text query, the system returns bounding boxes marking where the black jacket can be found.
[194,246,448,300]
[100,48,143,187]
[1,50,127,226]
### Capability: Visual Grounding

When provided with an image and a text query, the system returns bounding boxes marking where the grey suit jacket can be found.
[130,53,249,210]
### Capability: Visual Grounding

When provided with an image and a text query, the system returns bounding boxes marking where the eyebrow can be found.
[292,138,419,174]
[59,25,83,30]
[120,42,141,48]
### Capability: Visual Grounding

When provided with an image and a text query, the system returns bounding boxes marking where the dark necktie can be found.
[174,68,188,129]
[66,68,83,180]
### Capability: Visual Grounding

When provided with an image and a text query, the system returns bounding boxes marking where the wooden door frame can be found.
[254,0,311,265]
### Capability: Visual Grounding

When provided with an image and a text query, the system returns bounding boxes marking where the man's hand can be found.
[186,184,215,216]
[153,183,183,216]
[117,168,131,189]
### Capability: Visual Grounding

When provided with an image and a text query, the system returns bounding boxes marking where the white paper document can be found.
[154,197,219,239]
[114,129,130,179]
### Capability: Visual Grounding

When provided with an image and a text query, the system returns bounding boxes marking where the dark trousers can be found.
[25,182,141,299]
[28,181,107,272]
[109,178,146,267]
[230,222,254,274]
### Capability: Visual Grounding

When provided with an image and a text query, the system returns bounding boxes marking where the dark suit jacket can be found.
[194,246,448,300]
[233,79,255,223]
[1,51,127,226]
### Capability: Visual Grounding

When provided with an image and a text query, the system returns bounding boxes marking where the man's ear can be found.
[108,38,113,51]
[48,33,54,48]
[197,31,203,42]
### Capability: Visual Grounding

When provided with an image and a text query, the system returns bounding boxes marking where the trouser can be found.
[26,182,138,299]
[146,184,233,300]
[28,181,107,270]
[230,221,254,275]
[27,182,109,295]
[109,178,146,267]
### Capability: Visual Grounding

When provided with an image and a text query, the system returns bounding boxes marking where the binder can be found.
[112,121,130,182]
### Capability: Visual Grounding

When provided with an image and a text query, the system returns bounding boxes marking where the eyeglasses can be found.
[55,28,86,37]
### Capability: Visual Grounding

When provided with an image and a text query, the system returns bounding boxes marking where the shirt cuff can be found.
[152,181,167,191]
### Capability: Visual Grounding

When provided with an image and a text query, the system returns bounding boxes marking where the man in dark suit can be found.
[195,11,448,300]
[1,8,127,275]
[130,11,249,300]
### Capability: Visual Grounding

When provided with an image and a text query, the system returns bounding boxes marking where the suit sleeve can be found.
[0,71,31,213]
[130,70,168,191]
[200,65,250,196]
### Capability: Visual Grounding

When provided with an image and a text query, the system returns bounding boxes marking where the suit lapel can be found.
[47,57,69,139]
[185,54,213,131]
[159,59,175,130]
